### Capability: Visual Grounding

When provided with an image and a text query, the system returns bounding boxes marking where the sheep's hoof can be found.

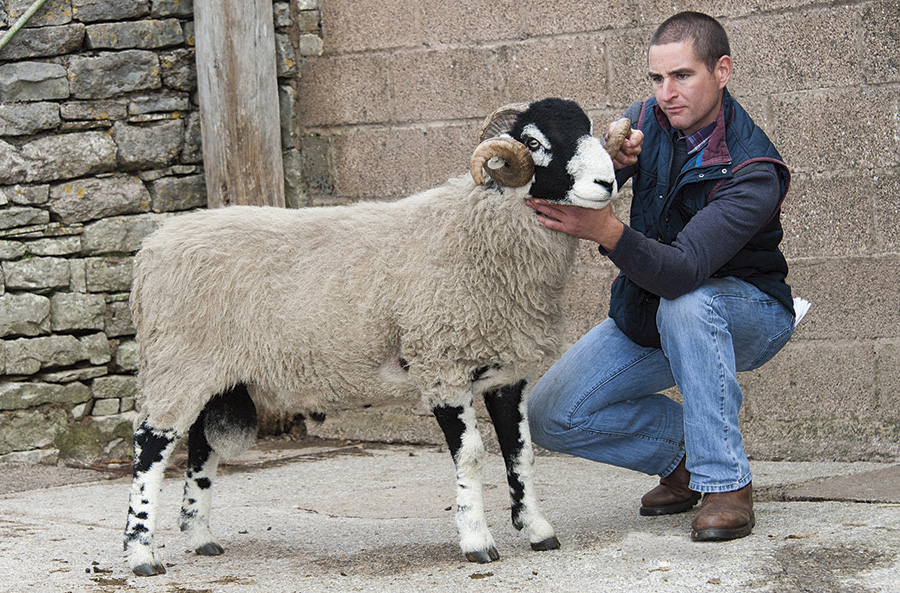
[531,536,560,552]
[195,542,225,556]
[465,546,500,563]
[132,562,167,577]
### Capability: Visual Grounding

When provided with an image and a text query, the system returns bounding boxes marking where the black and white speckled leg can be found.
[179,409,224,556]
[433,400,499,563]
[484,381,559,553]
[124,420,180,577]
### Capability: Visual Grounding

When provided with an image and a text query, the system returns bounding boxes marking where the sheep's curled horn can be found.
[469,103,533,187]
[469,103,633,187]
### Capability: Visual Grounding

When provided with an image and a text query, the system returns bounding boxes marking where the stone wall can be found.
[0,0,319,462]
[297,0,900,461]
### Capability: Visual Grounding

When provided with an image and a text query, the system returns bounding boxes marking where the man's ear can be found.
[716,55,732,89]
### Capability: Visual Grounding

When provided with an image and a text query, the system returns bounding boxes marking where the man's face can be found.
[648,40,731,135]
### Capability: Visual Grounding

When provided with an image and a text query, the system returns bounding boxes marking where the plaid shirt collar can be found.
[674,120,718,155]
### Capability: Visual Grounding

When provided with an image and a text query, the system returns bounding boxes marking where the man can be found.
[526,11,795,541]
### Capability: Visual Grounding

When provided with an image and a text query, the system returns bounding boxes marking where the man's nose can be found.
[660,78,677,101]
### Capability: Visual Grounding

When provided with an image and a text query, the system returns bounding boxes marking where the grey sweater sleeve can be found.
[606,162,783,301]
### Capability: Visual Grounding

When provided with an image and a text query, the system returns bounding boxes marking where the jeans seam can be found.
[569,424,684,448]
[708,295,740,478]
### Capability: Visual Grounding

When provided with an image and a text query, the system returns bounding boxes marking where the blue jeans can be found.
[528,277,795,493]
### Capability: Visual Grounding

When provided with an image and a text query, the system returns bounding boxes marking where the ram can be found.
[123,97,631,576]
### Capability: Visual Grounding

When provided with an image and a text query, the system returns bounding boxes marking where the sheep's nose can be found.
[595,178,614,193]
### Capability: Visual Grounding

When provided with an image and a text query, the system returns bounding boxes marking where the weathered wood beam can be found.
[194,0,285,208]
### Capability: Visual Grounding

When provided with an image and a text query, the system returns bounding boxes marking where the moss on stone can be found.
[54,415,135,460]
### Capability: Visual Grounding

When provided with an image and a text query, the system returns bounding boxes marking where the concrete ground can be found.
[0,438,899,593]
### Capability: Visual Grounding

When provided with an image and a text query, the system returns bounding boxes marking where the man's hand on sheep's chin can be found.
[526,199,624,252]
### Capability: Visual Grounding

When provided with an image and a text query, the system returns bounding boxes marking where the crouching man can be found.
[526,11,795,541]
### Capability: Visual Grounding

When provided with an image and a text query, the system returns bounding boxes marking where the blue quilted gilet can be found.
[608,89,793,347]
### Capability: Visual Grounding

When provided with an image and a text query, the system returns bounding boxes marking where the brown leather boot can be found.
[691,483,755,541]
[639,457,701,516]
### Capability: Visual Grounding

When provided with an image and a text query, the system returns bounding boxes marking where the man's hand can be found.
[608,122,643,169]
[525,199,624,251]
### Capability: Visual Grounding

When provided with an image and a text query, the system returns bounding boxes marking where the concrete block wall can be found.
[3,0,894,463]
[297,0,900,461]
[0,0,313,462]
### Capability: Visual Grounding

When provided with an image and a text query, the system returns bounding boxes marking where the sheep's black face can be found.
[512,98,617,209]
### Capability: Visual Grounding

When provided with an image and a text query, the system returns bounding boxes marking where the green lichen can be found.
[54,417,134,460]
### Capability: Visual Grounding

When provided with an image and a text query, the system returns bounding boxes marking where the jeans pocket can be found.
[746,321,794,371]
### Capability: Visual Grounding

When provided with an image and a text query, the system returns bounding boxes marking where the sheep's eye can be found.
[526,138,542,150]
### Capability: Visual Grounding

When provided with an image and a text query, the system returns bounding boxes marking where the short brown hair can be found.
[650,12,731,73]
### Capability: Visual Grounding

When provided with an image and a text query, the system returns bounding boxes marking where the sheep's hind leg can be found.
[179,408,224,556]
[433,401,499,563]
[124,420,180,576]
[484,381,559,553]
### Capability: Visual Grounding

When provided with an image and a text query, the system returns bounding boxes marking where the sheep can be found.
[123,97,632,577]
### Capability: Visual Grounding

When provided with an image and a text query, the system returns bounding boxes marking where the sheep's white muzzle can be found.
[564,135,618,209]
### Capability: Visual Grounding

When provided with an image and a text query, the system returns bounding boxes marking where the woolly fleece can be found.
[131,176,578,434]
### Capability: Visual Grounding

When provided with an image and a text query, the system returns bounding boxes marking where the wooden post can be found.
[194,0,285,208]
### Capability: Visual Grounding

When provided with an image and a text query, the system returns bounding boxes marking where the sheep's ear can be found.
[477,102,531,143]
[470,137,535,187]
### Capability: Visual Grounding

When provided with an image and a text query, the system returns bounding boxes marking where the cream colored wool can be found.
[131,176,578,435]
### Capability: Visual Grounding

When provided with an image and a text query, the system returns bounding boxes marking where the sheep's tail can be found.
[202,383,258,459]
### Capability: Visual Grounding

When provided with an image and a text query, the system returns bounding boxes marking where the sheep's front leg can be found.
[484,381,560,552]
[179,410,224,556]
[433,401,499,563]
[124,420,180,576]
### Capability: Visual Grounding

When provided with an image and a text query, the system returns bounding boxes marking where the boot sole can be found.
[691,513,755,541]
[640,492,702,516]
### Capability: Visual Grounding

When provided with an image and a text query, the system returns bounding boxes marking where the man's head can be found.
[648,12,732,135]
[651,11,731,74]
